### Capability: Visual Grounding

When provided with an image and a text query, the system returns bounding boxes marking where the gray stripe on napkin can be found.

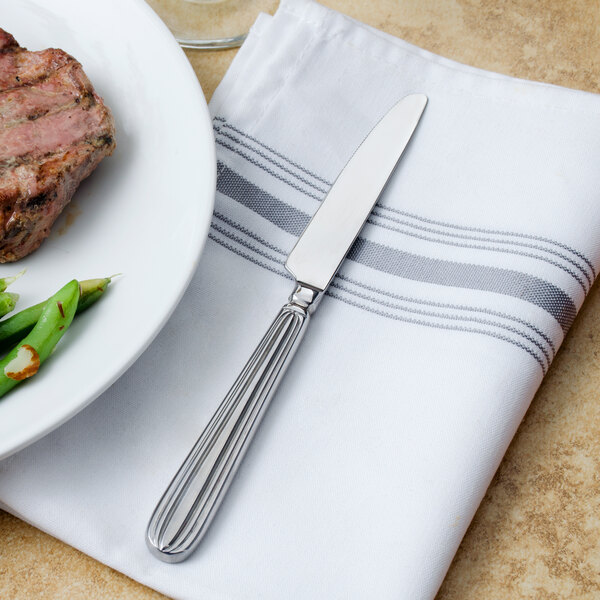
[216,139,324,202]
[349,238,576,333]
[214,116,331,187]
[376,204,596,279]
[211,219,551,366]
[212,211,557,357]
[216,128,329,195]
[217,163,309,235]
[217,163,577,333]
[214,117,595,285]
[208,226,547,372]
[368,212,591,292]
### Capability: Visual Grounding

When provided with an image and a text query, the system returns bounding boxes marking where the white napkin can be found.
[2,1,600,598]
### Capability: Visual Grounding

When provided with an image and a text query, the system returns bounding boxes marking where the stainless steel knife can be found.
[146,93,428,562]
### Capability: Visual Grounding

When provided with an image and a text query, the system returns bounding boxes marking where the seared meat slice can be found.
[0,29,115,262]
[0,30,17,52]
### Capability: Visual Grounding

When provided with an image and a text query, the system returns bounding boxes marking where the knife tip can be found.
[409,93,428,108]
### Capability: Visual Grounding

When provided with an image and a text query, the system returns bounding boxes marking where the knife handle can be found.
[146,283,320,562]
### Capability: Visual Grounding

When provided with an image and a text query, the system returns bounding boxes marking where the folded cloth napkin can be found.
[2,1,600,598]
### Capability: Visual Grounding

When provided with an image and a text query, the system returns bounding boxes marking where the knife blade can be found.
[146,94,428,563]
[286,93,427,291]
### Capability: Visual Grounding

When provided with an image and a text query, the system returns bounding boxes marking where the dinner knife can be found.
[146,93,428,562]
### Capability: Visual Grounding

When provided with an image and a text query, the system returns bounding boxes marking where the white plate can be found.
[0,0,215,458]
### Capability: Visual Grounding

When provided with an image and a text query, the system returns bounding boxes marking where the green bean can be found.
[0,292,18,318]
[0,269,24,293]
[77,277,112,312]
[0,280,79,398]
[0,277,111,353]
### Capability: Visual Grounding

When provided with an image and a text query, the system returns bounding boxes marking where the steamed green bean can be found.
[0,280,79,397]
[0,277,111,353]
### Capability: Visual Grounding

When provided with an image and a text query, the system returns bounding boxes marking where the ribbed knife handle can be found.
[146,283,320,562]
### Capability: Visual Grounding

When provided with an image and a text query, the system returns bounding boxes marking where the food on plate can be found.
[0,291,17,318]
[0,269,23,291]
[0,268,22,318]
[0,29,116,262]
[76,276,112,311]
[0,279,79,395]
[0,275,111,352]
[0,273,113,398]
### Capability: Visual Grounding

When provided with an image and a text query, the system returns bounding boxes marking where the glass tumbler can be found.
[146,0,279,49]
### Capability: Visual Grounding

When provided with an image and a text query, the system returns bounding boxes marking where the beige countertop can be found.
[1,1,600,598]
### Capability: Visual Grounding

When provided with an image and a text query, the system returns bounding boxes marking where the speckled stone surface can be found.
[1,1,599,598]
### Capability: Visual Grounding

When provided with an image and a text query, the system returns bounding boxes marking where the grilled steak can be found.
[0,30,115,262]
